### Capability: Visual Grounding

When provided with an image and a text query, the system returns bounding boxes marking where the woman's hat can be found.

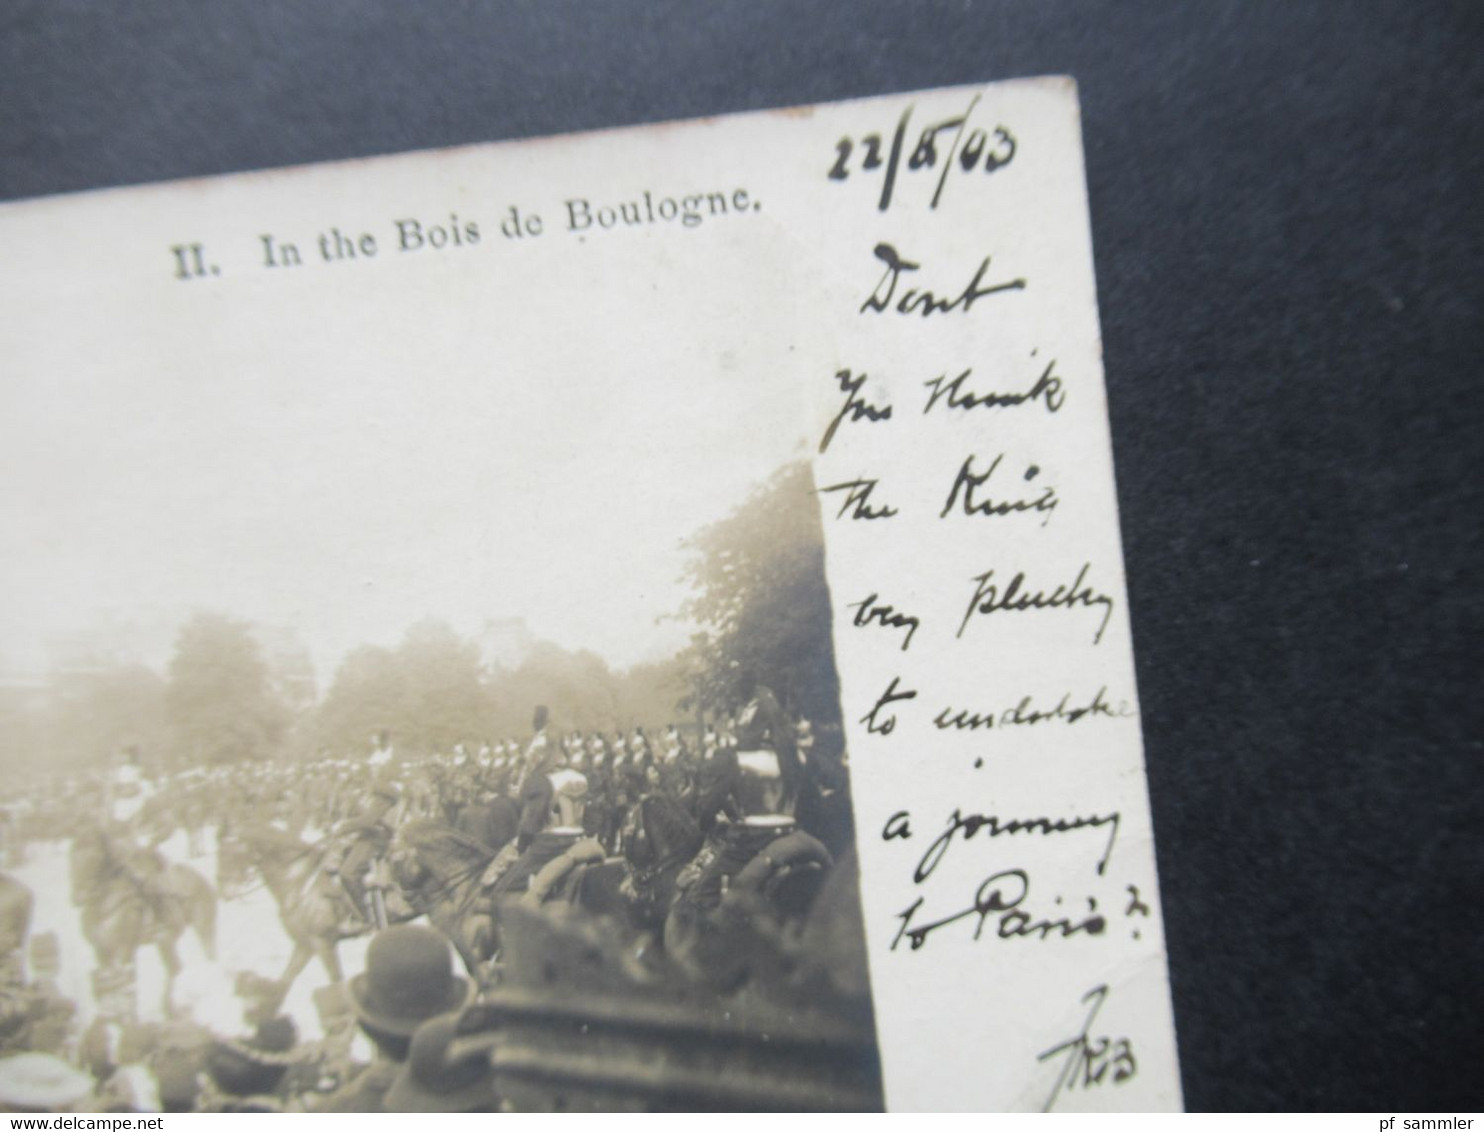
[348,926,470,1038]
[205,1015,298,1097]
[384,1012,492,1112]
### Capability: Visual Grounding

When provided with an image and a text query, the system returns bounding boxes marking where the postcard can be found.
[0,79,1180,1112]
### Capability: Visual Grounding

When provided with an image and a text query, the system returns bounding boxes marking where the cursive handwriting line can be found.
[913,806,1121,881]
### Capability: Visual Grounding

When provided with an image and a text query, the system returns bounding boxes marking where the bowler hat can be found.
[348,926,469,1038]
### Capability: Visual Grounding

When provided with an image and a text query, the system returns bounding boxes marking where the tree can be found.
[487,642,622,737]
[313,644,405,755]
[395,619,490,752]
[313,621,492,756]
[48,663,169,772]
[615,656,690,729]
[165,612,288,765]
[675,460,842,726]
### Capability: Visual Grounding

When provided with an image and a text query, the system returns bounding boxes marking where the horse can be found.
[387,811,640,978]
[479,793,836,992]
[658,810,835,981]
[478,792,807,946]
[135,784,212,859]
[470,794,703,961]
[613,793,705,933]
[390,819,502,977]
[68,826,217,1018]
[215,821,380,1014]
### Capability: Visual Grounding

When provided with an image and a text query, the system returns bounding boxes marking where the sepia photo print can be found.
[0,148,881,1112]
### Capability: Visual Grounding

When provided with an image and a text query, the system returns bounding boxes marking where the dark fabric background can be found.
[2,0,1480,1113]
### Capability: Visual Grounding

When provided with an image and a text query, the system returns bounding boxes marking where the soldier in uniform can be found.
[671,675,810,914]
[454,786,518,856]
[513,706,556,853]
[91,746,175,1023]
[324,785,400,928]
[733,673,799,817]
[366,730,394,772]
[482,710,593,898]
[106,745,153,827]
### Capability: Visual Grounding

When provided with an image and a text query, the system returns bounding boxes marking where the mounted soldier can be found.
[513,707,556,854]
[73,746,216,1021]
[94,748,170,1011]
[324,783,401,930]
[733,672,799,817]
[479,707,594,901]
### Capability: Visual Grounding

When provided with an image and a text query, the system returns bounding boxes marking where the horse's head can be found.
[375,825,418,891]
[389,848,430,894]
[618,796,703,932]
[626,795,702,872]
[391,820,492,904]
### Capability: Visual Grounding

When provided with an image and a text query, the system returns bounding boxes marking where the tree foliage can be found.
[487,642,619,737]
[165,612,288,764]
[313,620,490,755]
[7,460,843,770]
[312,643,405,755]
[52,664,169,765]
[311,626,692,753]
[675,460,841,725]
[397,619,489,750]
[0,663,169,778]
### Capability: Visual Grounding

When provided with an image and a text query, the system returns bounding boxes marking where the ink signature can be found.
[1037,984,1137,1111]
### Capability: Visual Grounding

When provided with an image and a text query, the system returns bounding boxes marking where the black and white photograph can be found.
[0,119,892,1112]
[0,463,879,1112]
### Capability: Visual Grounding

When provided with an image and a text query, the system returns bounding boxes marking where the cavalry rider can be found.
[91,745,176,1020]
[499,752,593,901]
[367,730,395,771]
[662,722,691,766]
[324,784,400,928]
[672,674,820,914]
[324,732,403,927]
[513,707,556,853]
[481,706,593,897]
[733,671,799,817]
[100,745,175,902]
[106,744,153,828]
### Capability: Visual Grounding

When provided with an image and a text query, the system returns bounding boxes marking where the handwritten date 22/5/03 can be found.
[827,95,1017,212]
[1038,984,1137,1112]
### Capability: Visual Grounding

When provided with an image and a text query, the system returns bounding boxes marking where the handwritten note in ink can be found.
[797,79,1183,1111]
